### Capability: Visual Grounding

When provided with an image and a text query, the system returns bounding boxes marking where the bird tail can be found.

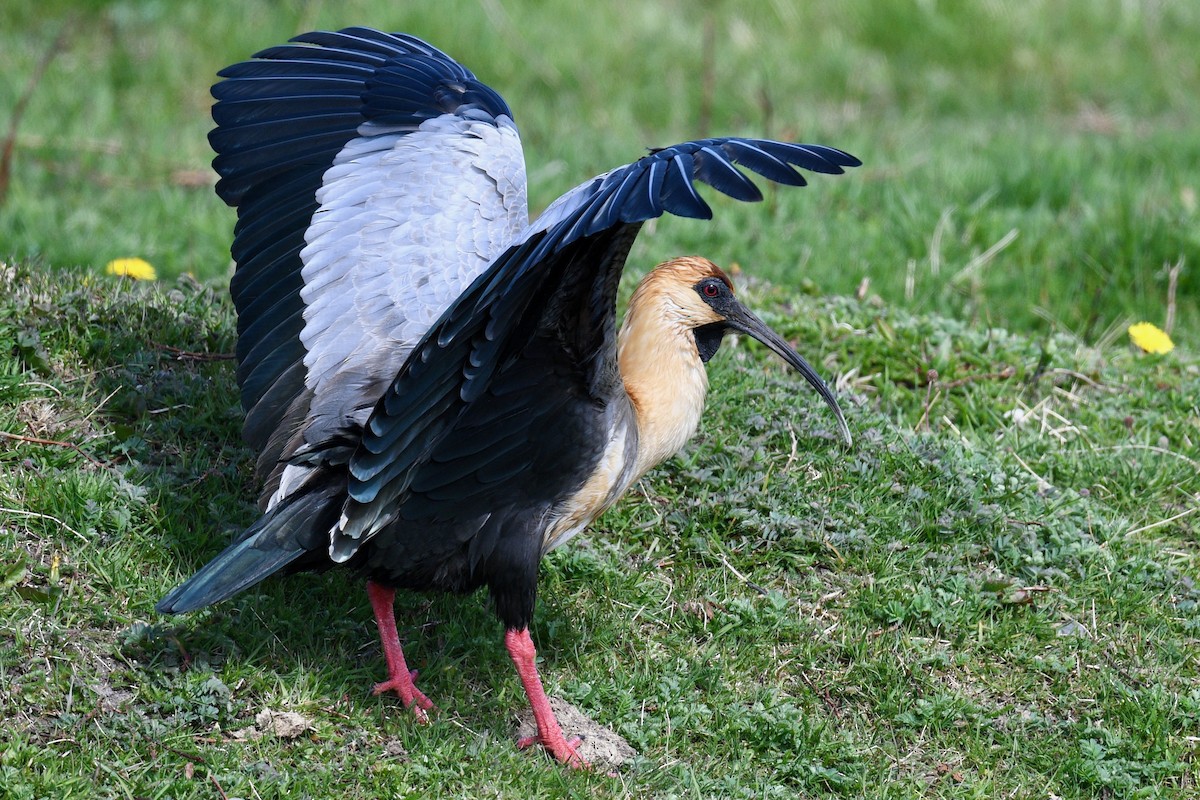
[156,480,343,614]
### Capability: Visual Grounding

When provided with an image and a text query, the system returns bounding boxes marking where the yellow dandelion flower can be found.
[1128,322,1174,355]
[105,257,157,281]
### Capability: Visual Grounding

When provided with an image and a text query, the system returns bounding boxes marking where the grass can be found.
[2,1,1198,798]
[2,0,1196,337]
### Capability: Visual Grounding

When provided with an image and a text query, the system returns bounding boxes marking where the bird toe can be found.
[518,732,588,768]
[372,677,436,723]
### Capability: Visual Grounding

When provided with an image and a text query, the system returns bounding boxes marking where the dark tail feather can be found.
[156,481,343,614]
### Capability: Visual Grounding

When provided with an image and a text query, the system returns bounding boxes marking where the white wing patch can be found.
[298,114,527,434]
[270,463,316,510]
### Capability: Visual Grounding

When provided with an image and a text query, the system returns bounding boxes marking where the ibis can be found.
[157,27,859,767]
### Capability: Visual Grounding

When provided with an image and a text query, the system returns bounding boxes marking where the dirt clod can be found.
[254,708,312,739]
[515,696,636,768]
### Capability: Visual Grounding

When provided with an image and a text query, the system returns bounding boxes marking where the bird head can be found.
[629,256,851,445]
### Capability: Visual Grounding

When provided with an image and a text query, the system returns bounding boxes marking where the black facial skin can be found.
[692,276,736,363]
[692,322,727,363]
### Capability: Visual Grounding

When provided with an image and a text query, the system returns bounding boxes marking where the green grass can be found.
[2,0,1196,338]
[2,264,1196,799]
[2,1,1198,798]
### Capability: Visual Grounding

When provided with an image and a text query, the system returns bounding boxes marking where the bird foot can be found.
[518,732,587,769]
[372,668,435,722]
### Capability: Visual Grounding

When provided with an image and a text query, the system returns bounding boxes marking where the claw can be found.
[372,674,435,722]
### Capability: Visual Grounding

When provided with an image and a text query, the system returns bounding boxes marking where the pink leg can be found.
[505,628,586,768]
[367,581,434,722]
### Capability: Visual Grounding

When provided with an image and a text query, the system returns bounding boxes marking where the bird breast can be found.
[541,410,639,554]
[536,320,711,556]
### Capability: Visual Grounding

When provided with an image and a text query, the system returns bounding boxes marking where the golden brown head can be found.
[625,256,851,444]
[626,256,735,335]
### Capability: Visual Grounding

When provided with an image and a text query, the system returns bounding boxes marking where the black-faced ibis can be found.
[157,27,858,767]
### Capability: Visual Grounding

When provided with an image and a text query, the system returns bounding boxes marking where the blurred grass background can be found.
[2,0,1196,340]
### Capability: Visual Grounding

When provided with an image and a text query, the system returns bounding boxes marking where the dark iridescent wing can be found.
[332,138,861,555]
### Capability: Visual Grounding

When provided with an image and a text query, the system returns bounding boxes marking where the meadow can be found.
[1,1,1197,797]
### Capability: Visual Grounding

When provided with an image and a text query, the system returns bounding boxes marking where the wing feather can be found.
[332,136,859,557]
[209,28,528,493]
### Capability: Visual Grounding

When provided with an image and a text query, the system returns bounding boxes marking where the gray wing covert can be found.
[297,112,527,452]
[208,28,528,500]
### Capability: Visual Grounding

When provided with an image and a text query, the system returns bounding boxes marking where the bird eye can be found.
[703,282,720,297]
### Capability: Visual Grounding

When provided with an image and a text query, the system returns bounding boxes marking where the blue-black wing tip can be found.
[839,150,863,168]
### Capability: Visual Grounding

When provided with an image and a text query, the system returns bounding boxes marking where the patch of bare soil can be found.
[514,696,637,769]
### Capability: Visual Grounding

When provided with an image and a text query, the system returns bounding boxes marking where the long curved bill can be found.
[724,301,852,446]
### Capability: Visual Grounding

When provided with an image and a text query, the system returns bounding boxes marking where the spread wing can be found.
[332,138,861,558]
[158,26,861,617]
[209,27,528,497]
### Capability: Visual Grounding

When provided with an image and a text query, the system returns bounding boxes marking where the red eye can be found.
[703,283,720,297]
